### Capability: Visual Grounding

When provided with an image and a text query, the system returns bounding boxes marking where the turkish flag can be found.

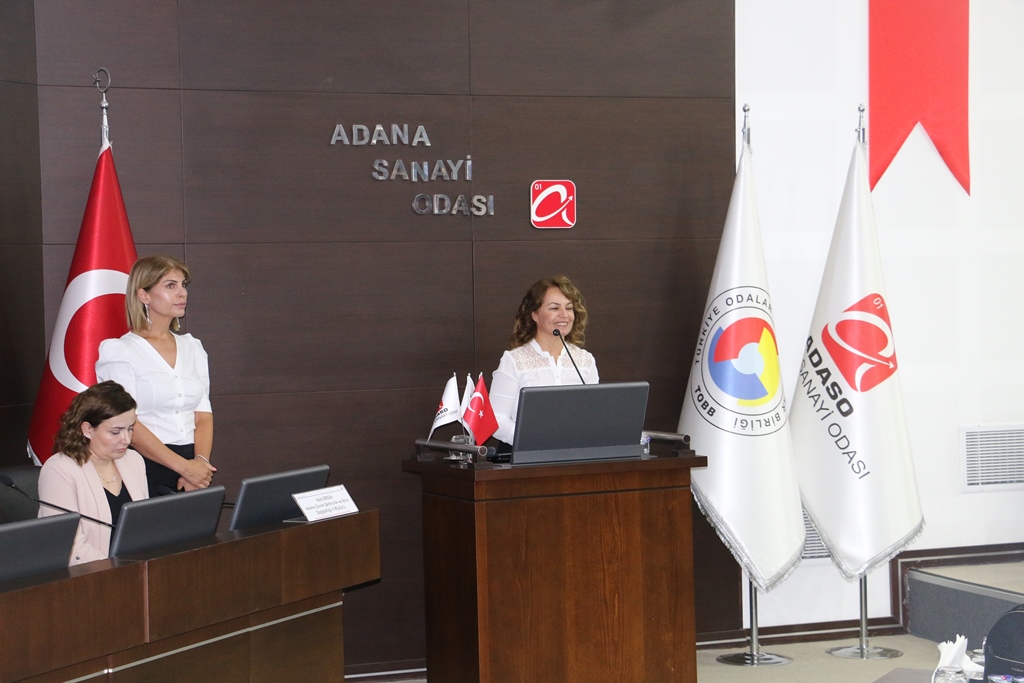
[462,374,498,446]
[26,140,138,463]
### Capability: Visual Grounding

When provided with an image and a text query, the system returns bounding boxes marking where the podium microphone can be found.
[0,474,115,529]
[552,329,586,385]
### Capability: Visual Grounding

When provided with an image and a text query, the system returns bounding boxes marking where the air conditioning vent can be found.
[961,425,1024,491]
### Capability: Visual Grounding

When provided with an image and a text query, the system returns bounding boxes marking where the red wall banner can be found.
[869,0,970,193]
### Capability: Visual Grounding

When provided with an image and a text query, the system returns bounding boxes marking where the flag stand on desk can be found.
[717,580,792,666]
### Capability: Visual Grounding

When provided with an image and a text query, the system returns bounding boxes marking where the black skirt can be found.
[147,443,195,496]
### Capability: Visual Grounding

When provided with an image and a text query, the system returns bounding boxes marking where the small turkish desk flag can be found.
[462,374,498,446]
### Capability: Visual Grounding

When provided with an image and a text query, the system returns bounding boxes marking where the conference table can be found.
[404,451,707,683]
[0,510,380,683]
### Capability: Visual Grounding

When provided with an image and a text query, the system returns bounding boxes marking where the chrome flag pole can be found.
[718,579,792,666]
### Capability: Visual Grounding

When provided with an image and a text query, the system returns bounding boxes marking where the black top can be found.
[104,483,133,526]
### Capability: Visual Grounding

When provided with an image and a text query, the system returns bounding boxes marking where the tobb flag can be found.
[463,373,498,445]
[27,126,138,464]
[789,139,923,579]
[677,140,805,592]
[428,373,461,439]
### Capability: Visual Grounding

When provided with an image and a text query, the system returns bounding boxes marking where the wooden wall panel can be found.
[0,78,43,465]
[0,81,41,244]
[185,242,475,395]
[37,88,184,245]
[178,0,471,94]
[471,96,734,241]
[470,0,733,97]
[33,1,180,88]
[0,1,36,84]
[181,92,474,243]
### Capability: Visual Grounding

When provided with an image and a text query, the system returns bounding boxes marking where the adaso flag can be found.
[428,373,461,439]
[463,373,498,445]
[789,139,923,579]
[27,125,138,464]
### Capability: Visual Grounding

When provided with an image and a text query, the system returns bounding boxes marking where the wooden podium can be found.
[403,454,707,683]
[0,510,380,683]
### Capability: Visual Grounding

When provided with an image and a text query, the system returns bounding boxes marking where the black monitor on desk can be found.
[0,513,79,583]
[511,381,650,465]
[228,465,330,531]
[109,486,224,558]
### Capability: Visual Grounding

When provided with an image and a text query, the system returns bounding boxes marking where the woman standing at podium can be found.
[96,256,215,496]
[38,381,148,564]
[490,276,600,445]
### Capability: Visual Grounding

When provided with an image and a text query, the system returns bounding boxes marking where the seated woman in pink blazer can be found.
[38,381,149,565]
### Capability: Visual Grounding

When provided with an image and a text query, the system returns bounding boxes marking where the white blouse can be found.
[490,339,599,444]
[95,332,212,445]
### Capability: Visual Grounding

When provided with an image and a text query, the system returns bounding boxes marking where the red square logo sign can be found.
[531,180,576,228]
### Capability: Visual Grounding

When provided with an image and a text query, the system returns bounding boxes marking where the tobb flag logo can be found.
[530,180,576,228]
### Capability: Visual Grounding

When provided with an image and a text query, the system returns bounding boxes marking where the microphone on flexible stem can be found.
[0,473,115,529]
[552,329,586,385]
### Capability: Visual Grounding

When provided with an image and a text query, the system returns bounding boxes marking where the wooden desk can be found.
[403,455,706,683]
[0,510,380,683]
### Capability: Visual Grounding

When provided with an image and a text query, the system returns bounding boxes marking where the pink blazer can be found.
[37,450,148,565]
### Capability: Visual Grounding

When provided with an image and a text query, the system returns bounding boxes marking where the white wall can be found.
[736,0,1024,627]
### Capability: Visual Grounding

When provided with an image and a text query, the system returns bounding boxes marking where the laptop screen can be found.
[229,465,330,531]
[0,513,79,583]
[109,486,224,559]
[511,381,650,465]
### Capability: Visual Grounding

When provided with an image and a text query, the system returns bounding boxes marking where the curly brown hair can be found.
[509,276,588,349]
[54,381,137,465]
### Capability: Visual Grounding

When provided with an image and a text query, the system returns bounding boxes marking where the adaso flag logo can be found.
[821,293,898,393]
[531,180,576,228]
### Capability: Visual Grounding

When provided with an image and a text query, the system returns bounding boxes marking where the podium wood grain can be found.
[404,456,705,683]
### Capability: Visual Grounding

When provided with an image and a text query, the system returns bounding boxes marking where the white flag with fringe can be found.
[789,141,923,579]
[678,142,805,593]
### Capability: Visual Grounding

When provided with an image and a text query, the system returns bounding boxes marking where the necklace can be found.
[96,466,119,486]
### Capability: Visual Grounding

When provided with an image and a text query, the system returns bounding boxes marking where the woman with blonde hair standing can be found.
[96,255,215,496]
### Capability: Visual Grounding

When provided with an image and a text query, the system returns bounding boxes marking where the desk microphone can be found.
[552,329,586,385]
[0,474,115,529]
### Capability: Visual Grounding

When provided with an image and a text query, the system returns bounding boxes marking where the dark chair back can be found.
[0,464,41,523]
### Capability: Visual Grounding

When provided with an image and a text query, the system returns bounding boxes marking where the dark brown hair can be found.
[509,276,588,348]
[54,381,137,465]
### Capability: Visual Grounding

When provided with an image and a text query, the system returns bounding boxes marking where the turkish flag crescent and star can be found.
[26,140,138,464]
[869,0,970,193]
[462,374,498,445]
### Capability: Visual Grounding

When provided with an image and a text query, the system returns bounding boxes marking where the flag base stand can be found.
[825,644,903,660]
[717,580,792,667]
[827,576,903,660]
[717,651,793,666]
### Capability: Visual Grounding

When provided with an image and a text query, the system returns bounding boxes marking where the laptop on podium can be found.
[511,381,650,465]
